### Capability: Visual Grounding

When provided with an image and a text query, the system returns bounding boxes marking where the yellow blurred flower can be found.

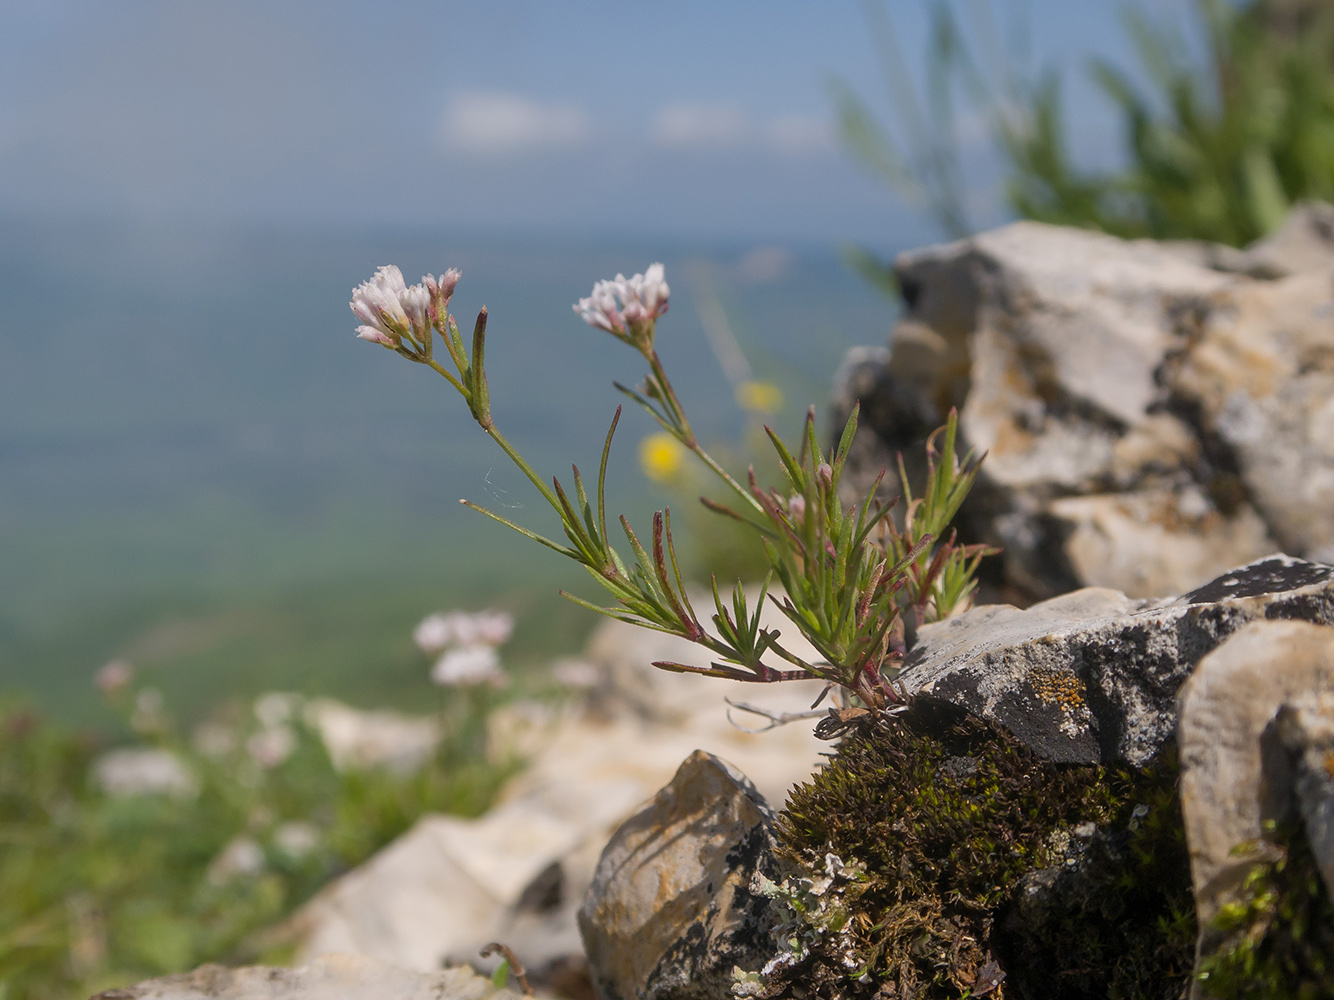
[735,380,784,415]
[639,432,687,483]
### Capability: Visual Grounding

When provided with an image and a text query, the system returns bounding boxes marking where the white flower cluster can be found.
[574,262,670,340]
[350,265,459,348]
[414,608,514,687]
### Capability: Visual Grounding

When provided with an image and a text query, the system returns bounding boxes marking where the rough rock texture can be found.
[834,205,1334,599]
[279,596,828,984]
[899,555,1334,765]
[1277,692,1334,902]
[89,953,524,1000]
[578,751,783,1000]
[1179,621,1334,929]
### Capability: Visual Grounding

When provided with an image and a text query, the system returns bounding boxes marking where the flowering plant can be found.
[349,263,990,711]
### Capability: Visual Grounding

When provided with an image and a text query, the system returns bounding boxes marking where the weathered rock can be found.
[1179,621,1334,930]
[281,596,828,984]
[578,751,783,1000]
[899,555,1334,764]
[1276,692,1334,902]
[301,698,441,774]
[834,206,1334,600]
[89,953,524,1000]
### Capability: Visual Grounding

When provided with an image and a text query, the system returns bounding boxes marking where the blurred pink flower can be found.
[94,660,134,696]
[413,609,514,653]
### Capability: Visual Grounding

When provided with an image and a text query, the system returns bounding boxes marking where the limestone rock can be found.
[578,751,783,1000]
[89,953,523,1000]
[1178,620,1334,930]
[280,597,828,984]
[900,555,1334,764]
[834,207,1334,600]
[1276,692,1334,902]
[301,698,440,774]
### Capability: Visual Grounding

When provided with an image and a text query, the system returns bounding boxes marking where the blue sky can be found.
[0,1,1197,243]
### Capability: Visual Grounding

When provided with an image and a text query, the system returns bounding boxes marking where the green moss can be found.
[1197,821,1334,1000]
[767,702,1195,1000]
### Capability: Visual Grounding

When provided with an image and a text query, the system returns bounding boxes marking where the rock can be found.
[89,952,524,1000]
[301,698,440,774]
[280,594,829,985]
[899,555,1334,764]
[1179,621,1334,930]
[91,747,198,799]
[1276,692,1334,902]
[578,751,783,1000]
[834,206,1334,600]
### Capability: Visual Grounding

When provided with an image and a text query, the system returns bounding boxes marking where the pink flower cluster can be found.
[350,266,459,348]
[573,262,670,341]
[413,608,514,687]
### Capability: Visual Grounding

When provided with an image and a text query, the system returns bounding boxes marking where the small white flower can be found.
[253,692,302,729]
[94,660,134,696]
[414,609,514,652]
[273,821,321,859]
[574,263,670,341]
[413,612,455,653]
[208,836,265,884]
[92,748,198,799]
[246,724,297,768]
[431,643,505,687]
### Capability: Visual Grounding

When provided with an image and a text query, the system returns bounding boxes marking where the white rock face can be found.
[302,698,441,773]
[280,597,829,980]
[88,952,524,1000]
[836,205,1334,600]
[1179,620,1334,915]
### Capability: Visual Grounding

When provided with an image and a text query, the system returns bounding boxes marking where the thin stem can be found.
[642,347,767,519]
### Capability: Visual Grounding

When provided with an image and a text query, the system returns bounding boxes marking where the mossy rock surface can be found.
[766,702,1196,1000]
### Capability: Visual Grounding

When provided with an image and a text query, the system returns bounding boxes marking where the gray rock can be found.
[834,207,1334,600]
[578,751,783,1000]
[1276,692,1334,902]
[1177,620,1334,998]
[89,953,524,1000]
[899,555,1334,765]
[1178,620,1334,928]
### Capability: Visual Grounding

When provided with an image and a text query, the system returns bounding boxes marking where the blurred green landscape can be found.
[0,216,895,726]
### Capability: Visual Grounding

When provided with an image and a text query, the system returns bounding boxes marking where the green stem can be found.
[424,357,562,514]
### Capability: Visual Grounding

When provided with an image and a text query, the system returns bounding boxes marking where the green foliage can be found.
[768,703,1195,999]
[839,0,1334,248]
[0,692,513,1000]
[1197,820,1334,999]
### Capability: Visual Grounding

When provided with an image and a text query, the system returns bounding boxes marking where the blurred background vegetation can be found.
[838,0,1334,257]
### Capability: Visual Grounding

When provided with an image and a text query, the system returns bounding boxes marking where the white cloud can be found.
[651,103,748,149]
[651,104,833,155]
[439,91,592,157]
[763,115,835,154]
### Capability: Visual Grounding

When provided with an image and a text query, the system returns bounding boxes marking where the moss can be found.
[1196,820,1334,1000]
[765,701,1195,1000]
